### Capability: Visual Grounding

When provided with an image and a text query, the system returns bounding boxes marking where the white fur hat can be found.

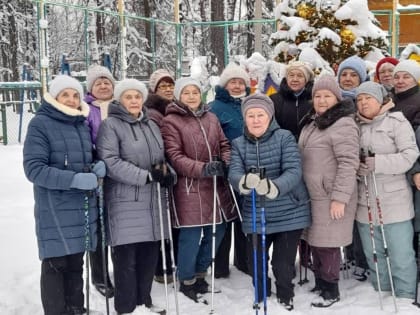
[219,63,250,87]
[393,60,420,82]
[86,65,115,93]
[174,77,202,101]
[49,75,84,99]
[114,79,148,101]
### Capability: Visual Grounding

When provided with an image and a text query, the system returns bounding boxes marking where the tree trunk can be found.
[210,1,225,74]
[246,0,254,57]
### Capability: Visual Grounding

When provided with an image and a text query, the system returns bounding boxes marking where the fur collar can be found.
[44,93,90,118]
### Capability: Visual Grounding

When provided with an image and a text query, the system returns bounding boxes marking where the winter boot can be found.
[352,266,368,281]
[277,297,294,311]
[311,281,340,308]
[195,277,209,294]
[310,278,323,294]
[180,280,199,302]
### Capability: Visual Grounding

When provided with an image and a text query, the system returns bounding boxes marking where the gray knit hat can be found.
[312,75,343,101]
[337,55,367,83]
[174,77,202,101]
[86,65,115,93]
[149,69,175,93]
[393,60,420,82]
[356,81,388,104]
[114,78,148,101]
[286,61,314,82]
[219,63,251,87]
[241,93,275,119]
[49,75,84,99]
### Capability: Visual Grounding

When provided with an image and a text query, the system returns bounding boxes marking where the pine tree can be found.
[269,0,389,71]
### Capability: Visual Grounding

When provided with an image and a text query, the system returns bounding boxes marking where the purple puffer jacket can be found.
[84,93,102,145]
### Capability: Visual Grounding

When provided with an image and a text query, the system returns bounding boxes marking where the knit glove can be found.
[202,161,225,177]
[91,160,106,178]
[357,156,375,177]
[70,173,98,190]
[256,178,279,199]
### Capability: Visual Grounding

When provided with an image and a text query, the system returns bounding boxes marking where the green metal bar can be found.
[84,7,89,69]
[224,24,229,66]
[176,23,182,79]
[395,13,400,57]
[1,104,7,145]
[151,19,156,72]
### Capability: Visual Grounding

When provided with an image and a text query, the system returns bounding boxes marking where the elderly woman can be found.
[96,79,172,315]
[299,75,360,308]
[229,93,311,311]
[337,55,367,100]
[23,75,101,315]
[161,77,236,302]
[355,81,419,300]
[375,57,399,92]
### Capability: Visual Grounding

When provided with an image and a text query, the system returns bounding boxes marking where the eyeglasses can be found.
[157,83,175,91]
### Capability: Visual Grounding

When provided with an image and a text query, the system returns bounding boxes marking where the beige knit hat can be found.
[86,65,115,93]
[286,61,314,82]
[312,75,343,101]
[148,69,175,93]
[114,79,148,101]
[219,63,251,87]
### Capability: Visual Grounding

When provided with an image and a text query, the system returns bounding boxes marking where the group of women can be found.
[23,56,420,314]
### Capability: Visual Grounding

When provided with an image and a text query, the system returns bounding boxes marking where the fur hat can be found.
[174,77,202,101]
[86,65,115,93]
[393,60,420,82]
[241,93,275,119]
[149,69,175,93]
[49,75,84,99]
[375,57,399,80]
[356,81,388,104]
[312,75,343,101]
[114,78,148,101]
[286,61,314,82]
[337,56,367,83]
[219,63,250,87]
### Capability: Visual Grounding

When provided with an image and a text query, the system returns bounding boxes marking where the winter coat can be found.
[23,93,98,260]
[96,101,168,247]
[85,92,112,146]
[356,102,419,225]
[269,78,313,139]
[229,119,311,235]
[161,101,236,227]
[299,99,359,247]
[407,127,420,233]
[143,93,172,127]
[209,85,250,142]
[391,85,420,130]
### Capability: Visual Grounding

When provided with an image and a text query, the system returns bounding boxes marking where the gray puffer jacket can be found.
[96,102,168,246]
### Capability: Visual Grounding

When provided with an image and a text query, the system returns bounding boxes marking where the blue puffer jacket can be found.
[23,93,98,260]
[209,86,249,142]
[229,119,311,234]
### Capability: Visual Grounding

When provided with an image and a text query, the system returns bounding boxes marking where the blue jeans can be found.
[177,223,226,281]
[357,220,417,299]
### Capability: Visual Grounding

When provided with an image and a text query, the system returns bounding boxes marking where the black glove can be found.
[148,168,164,183]
[161,172,176,187]
[202,161,225,177]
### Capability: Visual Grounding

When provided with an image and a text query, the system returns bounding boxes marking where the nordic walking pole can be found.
[210,156,218,314]
[83,166,92,315]
[259,168,268,315]
[370,151,398,313]
[97,178,110,315]
[156,164,170,313]
[162,164,180,314]
[414,232,420,307]
[360,149,383,310]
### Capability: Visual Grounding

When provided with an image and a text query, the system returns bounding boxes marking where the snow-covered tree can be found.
[269,0,389,71]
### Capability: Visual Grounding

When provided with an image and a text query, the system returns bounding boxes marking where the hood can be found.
[107,100,149,124]
[37,93,89,124]
[165,100,209,118]
[214,85,250,104]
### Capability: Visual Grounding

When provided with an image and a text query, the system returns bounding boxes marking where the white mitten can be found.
[256,178,279,199]
[239,175,251,195]
[244,173,260,189]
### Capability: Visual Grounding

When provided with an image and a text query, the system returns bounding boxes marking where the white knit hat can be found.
[286,61,314,82]
[49,75,84,99]
[393,60,420,82]
[149,69,175,93]
[174,77,202,101]
[86,65,115,93]
[219,63,250,87]
[114,79,148,101]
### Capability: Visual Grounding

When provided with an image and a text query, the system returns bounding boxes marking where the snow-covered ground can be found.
[1,144,419,315]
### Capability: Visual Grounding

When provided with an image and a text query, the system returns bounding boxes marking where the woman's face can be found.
[120,89,143,117]
[56,88,81,109]
[155,79,175,101]
[91,78,114,101]
[393,71,418,93]
[377,63,395,88]
[313,89,338,115]
[356,93,381,119]
[286,69,306,92]
[339,69,360,90]
[180,85,201,111]
[245,108,270,138]
[225,78,246,96]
